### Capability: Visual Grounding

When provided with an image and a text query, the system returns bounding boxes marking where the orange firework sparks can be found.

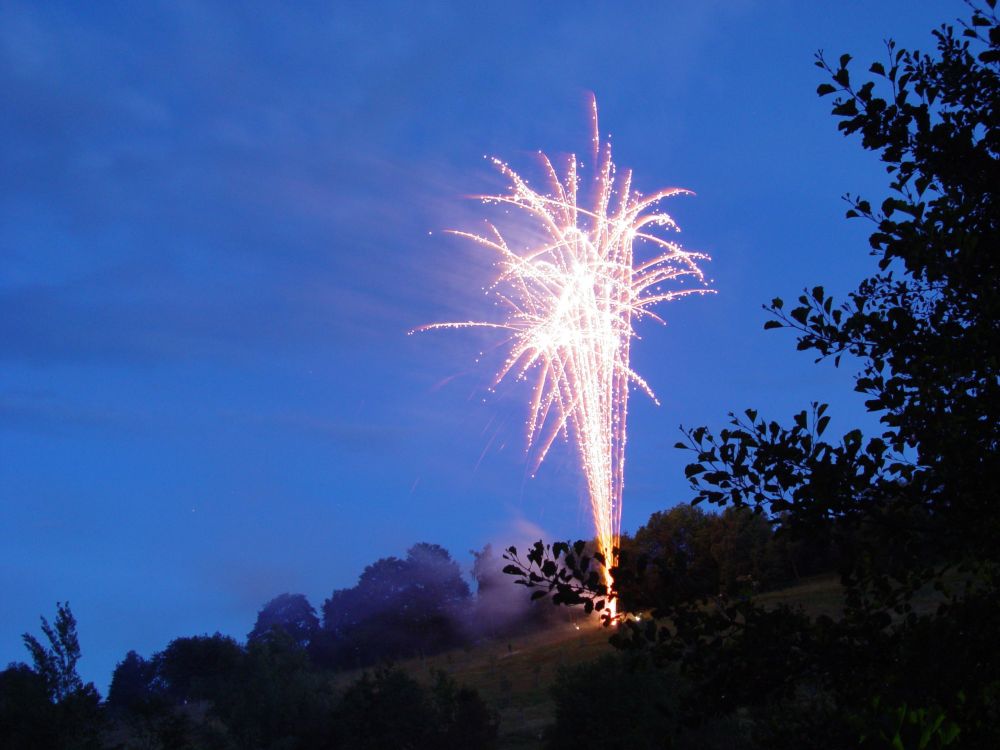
[418,97,714,613]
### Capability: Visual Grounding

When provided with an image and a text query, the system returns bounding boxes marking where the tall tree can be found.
[315,542,471,667]
[107,650,161,712]
[16,603,103,750]
[248,593,320,649]
[22,601,83,703]
[156,633,245,704]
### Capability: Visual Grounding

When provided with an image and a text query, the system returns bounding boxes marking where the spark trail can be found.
[420,98,714,611]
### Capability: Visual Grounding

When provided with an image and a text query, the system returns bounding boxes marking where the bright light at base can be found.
[418,97,715,616]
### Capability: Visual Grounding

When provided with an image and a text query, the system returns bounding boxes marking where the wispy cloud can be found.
[0,389,137,434]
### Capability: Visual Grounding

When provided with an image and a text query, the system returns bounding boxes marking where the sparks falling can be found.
[420,98,714,610]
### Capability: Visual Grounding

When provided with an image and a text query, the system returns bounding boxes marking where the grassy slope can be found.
[332,574,845,749]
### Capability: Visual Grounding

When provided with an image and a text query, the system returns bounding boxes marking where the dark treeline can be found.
[0,503,814,750]
[0,542,504,750]
[622,504,837,603]
[262,540,563,671]
[102,633,496,750]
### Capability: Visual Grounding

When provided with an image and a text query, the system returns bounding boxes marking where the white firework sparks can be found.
[418,98,714,608]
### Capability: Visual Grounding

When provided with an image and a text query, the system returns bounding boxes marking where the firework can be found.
[419,98,713,611]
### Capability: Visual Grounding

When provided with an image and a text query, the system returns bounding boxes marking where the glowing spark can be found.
[418,98,714,613]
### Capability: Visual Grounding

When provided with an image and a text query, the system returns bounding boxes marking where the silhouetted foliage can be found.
[5,603,104,750]
[336,666,498,750]
[0,663,59,750]
[212,632,337,750]
[106,650,196,750]
[157,633,245,706]
[547,652,680,750]
[107,633,339,750]
[248,593,320,649]
[632,505,719,598]
[22,600,84,703]
[90,541,507,748]
[505,4,1000,747]
[627,504,798,604]
[108,650,162,713]
[314,542,471,668]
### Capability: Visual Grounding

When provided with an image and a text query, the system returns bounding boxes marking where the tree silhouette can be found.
[10,602,103,750]
[336,666,497,750]
[248,593,319,649]
[315,542,471,667]
[22,601,83,703]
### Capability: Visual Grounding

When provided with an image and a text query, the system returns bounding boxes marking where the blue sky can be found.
[1,1,951,690]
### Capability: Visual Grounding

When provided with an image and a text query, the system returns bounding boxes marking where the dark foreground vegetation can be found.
[3,3,997,749]
[507,3,1000,748]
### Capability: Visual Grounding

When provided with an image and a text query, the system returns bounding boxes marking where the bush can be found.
[547,652,678,750]
[336,666,497,750]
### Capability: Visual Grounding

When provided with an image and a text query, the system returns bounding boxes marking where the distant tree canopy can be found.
[313,542,471,668]
[106,650,161,713]
[248,593,319,649]
[156,633,245,705]
[102,622,495,750]
[623,505,808,606]
[504,4,1000,748]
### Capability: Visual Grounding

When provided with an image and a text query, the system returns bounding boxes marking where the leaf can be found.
[684,463,706,479]
[816,83,836,96]
[763,320,783,330]
[817,415,831,436]
[832,98,858,116]
[940,724,960,743]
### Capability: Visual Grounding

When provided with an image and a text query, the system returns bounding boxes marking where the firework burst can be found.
[419,98,714,610]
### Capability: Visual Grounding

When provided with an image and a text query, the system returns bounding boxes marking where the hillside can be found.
[333,574,844,749]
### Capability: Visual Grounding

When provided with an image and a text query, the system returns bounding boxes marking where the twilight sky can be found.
[1,1,949,690]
